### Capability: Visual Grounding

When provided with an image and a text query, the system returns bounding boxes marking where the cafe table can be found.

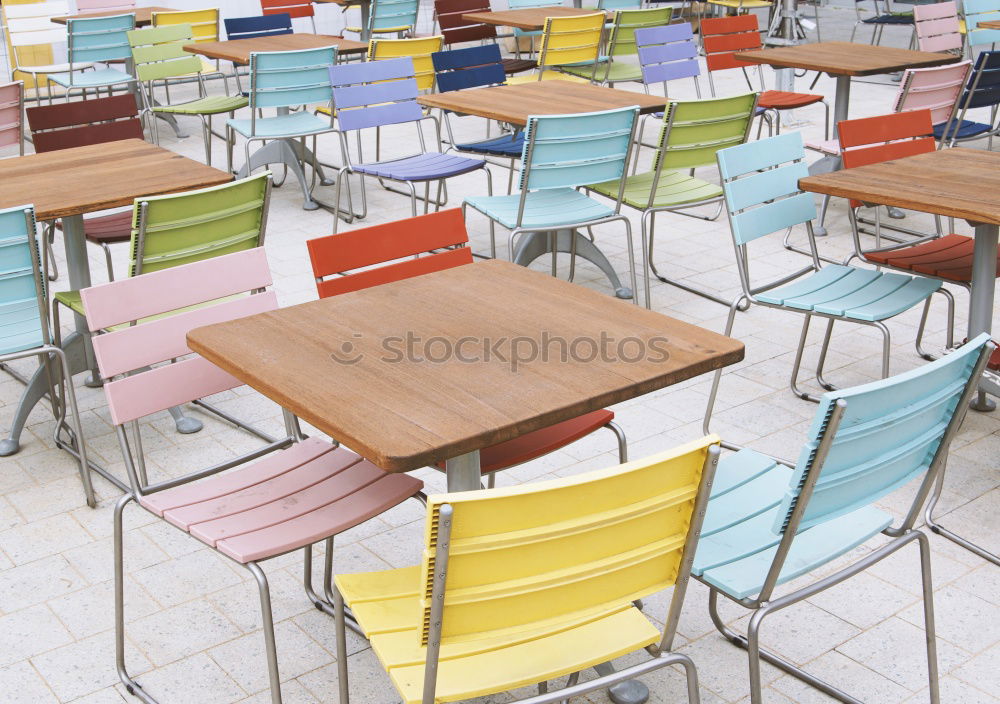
[50,5,176,26]
[800,147,1000,410]
[0,139,233,457]
[462,5,608,30]
[418,81,666,299]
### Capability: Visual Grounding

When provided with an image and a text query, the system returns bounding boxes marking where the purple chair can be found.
[327,57,492,232]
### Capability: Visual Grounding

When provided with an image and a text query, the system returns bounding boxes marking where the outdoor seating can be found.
[261,0,318,32]
[343,0,420,39]
[46,14,136,101]
[505,12,605,84]
[0,81,24,157]
[1,1,92,101]
[433,0,536,74]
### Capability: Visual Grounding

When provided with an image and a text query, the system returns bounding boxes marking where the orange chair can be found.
[306,208,628,486]
[261,0,317,31]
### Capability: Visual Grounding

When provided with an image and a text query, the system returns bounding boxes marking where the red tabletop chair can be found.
[433,0,536,74]
[306,208,628,488]
[261,0,317,32]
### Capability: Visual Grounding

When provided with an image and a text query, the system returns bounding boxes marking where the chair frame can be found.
[0,80,25,157]
[47,13,137,102]
[945,49,1000,149]
[261,0,318,32]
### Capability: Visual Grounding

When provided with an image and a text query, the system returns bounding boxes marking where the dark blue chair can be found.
[945,50,1000,148]
[224,13,294,40]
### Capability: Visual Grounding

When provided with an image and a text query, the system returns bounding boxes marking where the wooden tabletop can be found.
[418,81,666,126]
[735,41,959,76]
[978,19,1000,29]
[51,6,176,26]
[187,259,744,472]
[463,6,607,30]
[183,34,368,63]
[0,139,232,221]
[799,148,1000,225]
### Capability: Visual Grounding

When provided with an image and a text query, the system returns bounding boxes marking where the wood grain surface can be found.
[183,34,368,63]
[51,6,176,25]
[463,6,608,30]
[735,41,959,76]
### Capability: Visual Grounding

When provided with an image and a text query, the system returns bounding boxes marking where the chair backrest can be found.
[151,8,220,44]
[66,13,135,66]
[261,0,315,20]
[224,13,293,40]
[537,12,605,71]
[432,44,506,92]
[893,61,970,128]
[368,0,421,33]
[368,36,444,92]
[963,0,1000,48]
[4,1,71,54]
[635,23,700,87]
[599,0,643,8]
[607,7,672,58]
[0,82,24,154]
[75,0,135,10]
[307,209,472,298]
[248,46,337,115]
[128,24,205,83]
[329,57,424,131]
[26,93,143,152]
[434,0,497,45]
[700,14,761,73]
[959,49,1000,112]
[839,109,936,170]
[654,93,756,175]
[912,0,962,53]
[418,434,718,651]
[0,205,48,356]
[129,172,271,277]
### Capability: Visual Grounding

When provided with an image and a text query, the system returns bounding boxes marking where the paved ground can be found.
[0,3,997,703]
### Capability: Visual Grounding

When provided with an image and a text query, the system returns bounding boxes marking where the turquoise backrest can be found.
[964,0,1000,47]
[717,131,817,246]
[67,13,135,64]
[0,205,46,356]
[519,106,638,191]
[776,333,992,533]
[249,46,337,111]
[370,0,420,31]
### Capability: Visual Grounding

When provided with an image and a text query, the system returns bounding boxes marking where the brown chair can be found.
[26,94,145,282]
[434,0,536,74]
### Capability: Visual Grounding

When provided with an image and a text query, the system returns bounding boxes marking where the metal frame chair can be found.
[696,333,993,704]
[913,0,964,55]
[961,0,1000,57]
[46,13,137,102]
[850,0,915,46]
[433,0,536,74]
[261,0,318,32]
[343,0,420,38]
[223,12,294,39]
[945,49,1000,148]
[0,81,25,156]
[562,6,673,86]
[506,11,606,85]
[151,8,225,75]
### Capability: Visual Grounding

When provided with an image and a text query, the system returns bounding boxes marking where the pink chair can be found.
[80,248,423,704]
[74,0,136,11]
[0,81,24,156]
[913,1,964,54]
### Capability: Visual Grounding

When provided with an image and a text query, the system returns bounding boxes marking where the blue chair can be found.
[47,14,136,101]
[963,0,1000,52]
[944,50,1000,148]
[694,332,993,704]
[463,105,640,296]
[226,46,337,211]
[702,132,945,414]
[0,205,93,505]
[223,13,294,39]
[343,0,420,39]
[328,57,491,232]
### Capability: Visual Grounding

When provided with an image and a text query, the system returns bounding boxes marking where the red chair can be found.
[701,15,829,138]
[260,0,317,32]
[434,0,536,74]
[26,94,144,282]
[306,208,627,486]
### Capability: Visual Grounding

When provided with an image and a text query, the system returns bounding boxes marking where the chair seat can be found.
[805,138,839,155]
[692,448,893,600]
[505,70,590,85]
[15,61,93,75]
[758,90,824,109]
[48,67,135,89]
[455,132,524,157]
[138,437,422,564]
[336,565,659,704]
[866,233,1000,283]
[934,118,992,140]
[228,110,332,138]
[465,188,615,229]
[589,169,722,210]
[55,211,133,244]
[344,24,412,33]
[756,264,941,322]
[563,61,642,83]
[154,94,249,116]
[862,12,913,24]
[353,152,485,181]
[502,57,537,74]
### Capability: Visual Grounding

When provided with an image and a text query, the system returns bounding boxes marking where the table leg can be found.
[287,139,335,187]
[812,74,850,237]
[238,139,322,211]
[360,0,371,43]
[445,450,482,492]
[512,229,633,300]
[969,222,998,411]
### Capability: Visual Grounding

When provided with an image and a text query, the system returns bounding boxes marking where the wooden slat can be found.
[462,6,609,30]
[183,34,368,63]
[735,41,960,76]
[50,6,175,26]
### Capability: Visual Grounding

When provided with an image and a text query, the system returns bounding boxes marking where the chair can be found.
[223,13,294,40]
[561,7,673,86]
[0,81,24,156]
[261,0,318,32]
[74,0,135,10]
[850,0,914,46]
[506,12,606,84]
[330,434,720,704]
[944,50,1000,148]
[704,0,773,22]
[464,106,639,297]
[0,204,93,505]
[433,0,536,74]
[584,93,757,309]
[26,93,145,281]
[2,1,94,101]
[343,0,420,39]
[46,13,136,101]
[151,7,221,44]
[913,0,963,54]
[894,61,973,143]
[962,0,1000,54]
[127,25,247,165]
[368,35,444,92]
[78,247,424,704]
[328,57,490,232]
[695,333,993,704]
[507,0,561,51]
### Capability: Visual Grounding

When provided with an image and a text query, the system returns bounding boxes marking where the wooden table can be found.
[51,6,176,26]
[0,139,232,455]
[183,34,368,64]
[976,19,1000,29]
[463,6,607,30]
[800,147,1000,409]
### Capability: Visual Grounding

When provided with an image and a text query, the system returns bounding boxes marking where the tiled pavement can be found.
[0,4,997,703]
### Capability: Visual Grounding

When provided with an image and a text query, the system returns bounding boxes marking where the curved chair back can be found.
[607,7,672,59]
[0,205,48,356]
[261,0,316,32]
[128,24,205,83]
[963,0,1000,48]
[3,1,71,67]
[432,44,506,92]
[307,209,472,297]
[912,0,962,53]
[66,13,135,70]
[700,14,761,71]
[129,172,271,277]
[75,0,135,10]
[367,0,421,35]
[0,82,25,156]
[26,93,143,152]
[368,36,444,92]
[247,46,337,122]
[152,8,221,44]
[224,13,293,40]
[958,49,1000,110]
[635,23,701,92]
[329,57,423,131]
[434,0,498,45]
[536,12,605,74]
[893,61,970,133]
[655,93,757,175]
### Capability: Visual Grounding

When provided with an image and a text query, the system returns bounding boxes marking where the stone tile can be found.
[0,514,93,566]
[952,643,1000,693]
[806,571,919,630]
[297,649,400,704]
[63,530,168,585]
[48,577,160,640]
[730,600,861,665]
[0,554,87,613]
[207,567,316,634]
[130,550,245,609]
[128,599,243,667]
[236,678,319,704]
[30,630,152,702]
[5,476,100,523]
[0,660,59,703]
[770,651,912,703]
[676,634,782,701]
[0,605,74,668]
[904,675,1000,704]
[125,653,246,704]
[898,583,1000,655]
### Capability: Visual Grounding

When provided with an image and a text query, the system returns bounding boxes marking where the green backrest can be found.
[654,92,757,172]
[129,172,271,277]
[128,24,204,82]
[608,7,672,57]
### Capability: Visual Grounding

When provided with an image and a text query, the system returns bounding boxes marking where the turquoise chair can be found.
[47,14,136,101]
[343,0,421,38]
[463,106,640,301]
[693,333,993,704]
[963,0,1000,52]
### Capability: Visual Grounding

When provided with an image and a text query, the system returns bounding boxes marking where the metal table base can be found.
[512,229,633,300]
[237,138,334,211]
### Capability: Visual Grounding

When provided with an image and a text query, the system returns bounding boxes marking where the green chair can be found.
[562,7,672,86]
[585,93,757,308]
[128,24,248,165]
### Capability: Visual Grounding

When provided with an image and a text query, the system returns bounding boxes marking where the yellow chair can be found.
[507,12,605,85]
[702,0,773,24]
[330,435,720,704]
[151,8,222,74]
[369,35,445,92]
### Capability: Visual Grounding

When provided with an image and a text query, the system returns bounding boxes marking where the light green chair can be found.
[127,24,248,165]
[585,93,757,308]
[562,7,672,86]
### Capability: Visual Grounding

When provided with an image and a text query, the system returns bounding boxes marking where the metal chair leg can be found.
[101,242,115,281]
[703,296,748,448]
[814,318,836,392]
[332,581,351,704]
[247,562,283,704]
[790,314,822,402]
[915,288,956,361]
[605,421,628,463]
[924,462,1000,566]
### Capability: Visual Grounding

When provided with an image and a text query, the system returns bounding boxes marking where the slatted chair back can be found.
[261,0,316,21]
[607,7,672,59]
[368,36,444,92]
[4,1,71,56]
[700,14,761,73]
[26,93,143,152]
[432,44,506,92]
[329,57,423,131]
[65,13,135,69]
[959,49,1000,112]
[307,209,472,298]
[635,24,700,90]
[75,0,135,10]
[963,0,1000,48]
[599,0,643,8]
[247,45,337,128]
[367,0,421,35]
[893,61,970,131]
[129,172,271,277]
[434,0,497,45]
[0,205,48,356]
[654,93,757,176]
[536,12,605,72]
[151,8,220,44]
[128,24,204,83]
[0,82,25,155]
[224,13,293,40]
[912,0,962,53]
[417,434,719,648]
